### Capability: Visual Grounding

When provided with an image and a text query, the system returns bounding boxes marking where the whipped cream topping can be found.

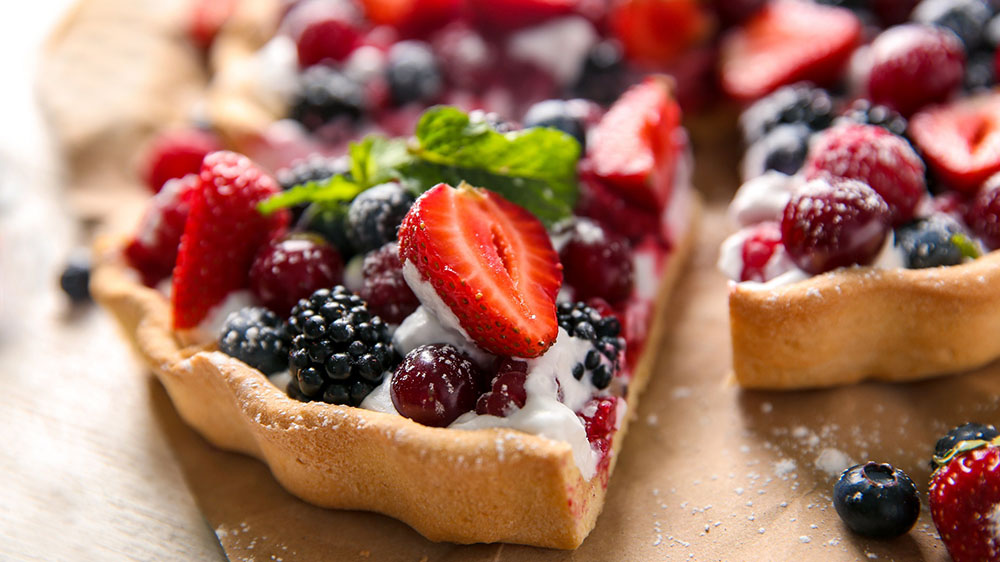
[195,290,258,340]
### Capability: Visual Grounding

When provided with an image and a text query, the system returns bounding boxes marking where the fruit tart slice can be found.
[93,82,698,548]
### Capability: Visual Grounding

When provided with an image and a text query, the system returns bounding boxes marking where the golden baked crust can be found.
[91,196,699,549]
[730,250,1000,389]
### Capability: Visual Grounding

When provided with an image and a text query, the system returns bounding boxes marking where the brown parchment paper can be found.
[39,1,1000,560]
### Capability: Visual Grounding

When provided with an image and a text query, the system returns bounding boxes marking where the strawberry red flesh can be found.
[125,174,199,287]
[397,183,561,358]
[909,92,1000,193]
[930,444,1000,562]
[610,0,712,66]
[719,0,861,101]
[142,128,222,194]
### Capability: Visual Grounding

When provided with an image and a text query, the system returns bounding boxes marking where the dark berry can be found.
[836,99,909,138]
[386,40,442,106]
[758,123,811,176]
[912,0,993,51]
[296,17,361,68]
[290,66,364,132]
[833,462,920,538]
[218,307,288,375]
[965,175,1000,249]
[557,301,624,390]
[277,154,349,191]
[250,234,344,317]
[558,218,633,305]
[740,221,783,282]
[358,242,419,324]
[713,0,767,27]
[895,215,972,269]
[739,83,835,144]
[965,51,997,90]
[347,182,414,253]
[781,179,891,274]
[286,287,395,406]
[59,253,91,303]
[299,202,354,257]
[390,344,479,427]
[476,358,529,417]
[933,422,999,464]
[523,99,587,150]
[571,40,628,106]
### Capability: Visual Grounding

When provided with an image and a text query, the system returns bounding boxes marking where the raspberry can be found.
[390,344,480,427]
[296,17,362,68]
[965,173,1000,249]
[124,174,199,286]
[835,99,908,138]
[803,123,927,225]
[574,171,661,244]
[249,234,344,317]
[218,307,288,375]
[866,24,966,116]
[558,218,634,305]
[781,178,891,274]
[740,221,783,282]
[578,397,619,459]
[141,128,221,193]
[358,242,419,324]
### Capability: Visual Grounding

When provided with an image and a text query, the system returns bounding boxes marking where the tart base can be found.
[91,196,699,549]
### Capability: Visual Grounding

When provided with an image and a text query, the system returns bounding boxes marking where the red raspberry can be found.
[249,234,344,317]
[575,171,661,244]
[124,175,199,286]
[558,218,634,305]
[866,24,965,117]
[965,173,1000,250]
[804,123,926,226]
[297,17,363,68]
[475,358,528,417]
[740,221,782,282]
[781,178,891,275]
[141,128,221,194]
[358,242,419,324]
[578,397,619,460]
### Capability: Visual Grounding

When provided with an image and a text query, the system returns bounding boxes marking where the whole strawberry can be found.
[929,430,1000,562]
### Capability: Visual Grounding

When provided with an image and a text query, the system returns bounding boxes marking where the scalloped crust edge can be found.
[730,250,1000,389]
[90,196,699,549]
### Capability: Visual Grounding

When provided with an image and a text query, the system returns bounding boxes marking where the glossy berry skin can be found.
[523,99,587,150]
[476,358,529,417]
[571,40,628,106]
[740,221,783,282]
[558,218,634,305]
[896,215,970,269]
[912,0,992,51]
[291,66,364,132]
[965,175,1000,249]
[390,344,479,427]
[358,242,419,324]
[578,397,619,459]
[574,171,660,244]
[934,422,999,463]
[218,307,287,375]
[756,123,811,176]
[739,83,835,144]
[930,442,1000,562]
[141,128,221,194]
[276,154,349,191]
[866,24,966,117]
[833,462,920,538]
[125,175,199,286]
[347,182,414,254]
[386,41,442,106]
[835,99,908,138]
[249,234,344,317]
[59,254,91,303]
[803,123,926,225]
[296,18,361,68]
[556,301,624,389]
[781,179,891,275]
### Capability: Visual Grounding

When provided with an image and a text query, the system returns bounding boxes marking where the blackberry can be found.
[557,301,624,390]
[912,0,993,51]
[523,99,587,149]
[739,83,835,144]
[571,40,628,106]
[386,41,442,106]
[286,287,395,406]
[59,253,91,303]
[276,154,350,191]
[347,182,414,253]
[836,99,909,138]
[218,307,288,375]
[290,66,364,132]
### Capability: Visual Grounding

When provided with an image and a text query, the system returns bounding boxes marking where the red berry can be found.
[397,183,562,358]
[929,441,1000,562]
[188,0,237,50]
[172,151,290,330]
[803,123,926,226]
[391,344,479,427]
[467,0,576,31]
[124,175,199,286]
[866,24,965,117]
[249,234,344,317]
[359,0,459,37]
[475,358,528,417]
[559,218,634,305]
[359,242,419,324]
[610,0,712,65]
[781,179,891,275]
[575,171,661,244]
[297,17,362,68]
[719,0,862,101]
[966,174,1000,250]
[579,396,618,444]
[740,221,782,282]
[142,128,222,194]
[587,77,683,211]
[909,92,1000,193]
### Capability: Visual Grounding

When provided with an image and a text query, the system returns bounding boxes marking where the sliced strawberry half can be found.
[397,183,562,358]
[909,92,1000,194]
[587,76,683,210]
[719,0,861,102]
[124,174,200,287]
[171,151,289,330]
[359,0,460,37]
[610,0,712,66]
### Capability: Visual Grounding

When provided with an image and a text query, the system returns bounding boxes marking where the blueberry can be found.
[739,83,835,143]
[913,0,993,51]
[218,307,288,375]
[833,462,920,538]
[523,99,587,149]
[347,182,414,253]
[758,124,811,176]
[836,99,909,138]
[895,215,970,269]
[965,51,997,90]
[386,41,442,106]
[291,66,364,132]
[933,422,999,464]
[59,254,91,303]
[571,40,627,106]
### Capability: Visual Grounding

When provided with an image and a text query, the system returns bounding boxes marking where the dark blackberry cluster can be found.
[218,307,288,375]
[276,154,349,191]
[740,83,835,143]
[347,182,415,253]
[291,66,364,132]
[836,99,908,138]
[571,40,627,106]
[557,302,624,390]
[386,40,442,106]
[286,287,395,406]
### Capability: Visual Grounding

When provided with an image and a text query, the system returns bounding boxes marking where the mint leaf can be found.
[258,175,362,215]
[349,136,413,189]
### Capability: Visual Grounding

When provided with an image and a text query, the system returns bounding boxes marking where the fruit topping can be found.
[556,301,623,390]
[466,0,576,32]
[390,343,480,426]
[172,151,289,330]
[833,462,920,538]
[296,16,362,68]
[908,91,1000,193]
[746,123,812,177]
[291,66,365,132]
[896,214,977,269]
[218,307,288,375]
[386,40,443,106]
[59,252,91,304]
[965,173,1000,249]
[578,396,619,459]
[523,99,587,150]
[929,433,1000,562]
[571,40,628,106]
[347,181,415,253]
[933,422,999,465]
[558,218,634,305]
[359,0,459,37]
[865,24,966,117]
[835,99,908,138]
[575,171,661,245]
[125,174,200,287]
[249,234,345,317]
[359,242,419,324]
[719,0,862,101]
[587,76,682,210]
[912,0,993,51]
[141,127,221,194]
[287,286,395,406]
[277,154,350,192]
[781,178,891,275]
[739,83,835,144]
[475,358,529,417]
[609,0,712,66]
[398,183,562,358]
[739,220,783,282]
[803,123,926,225]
